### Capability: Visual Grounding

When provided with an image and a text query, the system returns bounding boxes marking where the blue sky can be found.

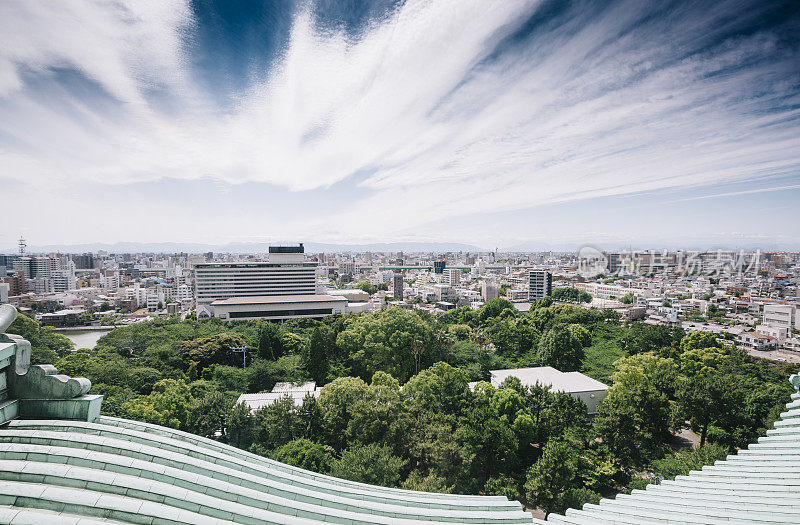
[0,0,798,250]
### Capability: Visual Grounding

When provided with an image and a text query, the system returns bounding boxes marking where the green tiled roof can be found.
[0,416,533,524]
[535,387,800,525]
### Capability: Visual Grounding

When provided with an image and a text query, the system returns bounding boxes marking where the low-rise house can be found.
[738,331,778,351]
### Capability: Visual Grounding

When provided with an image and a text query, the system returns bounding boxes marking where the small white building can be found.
[236,381,321,412]
[489,366,609,415]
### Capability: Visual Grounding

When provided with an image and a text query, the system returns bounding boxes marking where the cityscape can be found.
[3,242,800,364]
[1,0,799,523]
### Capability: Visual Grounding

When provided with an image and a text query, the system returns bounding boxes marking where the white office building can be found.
[194,244,317,305]
[763,304,797,331]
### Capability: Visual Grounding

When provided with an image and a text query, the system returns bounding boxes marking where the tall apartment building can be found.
[443,268,461,286]
[393,273,404,300]
[194,244,317,305]
[51,269,77,293]
[13,256,57,279]
[528,270,552,301]
[72,254,95,270]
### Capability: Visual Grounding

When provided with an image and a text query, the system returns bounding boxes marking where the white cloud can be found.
[0,0,798,244]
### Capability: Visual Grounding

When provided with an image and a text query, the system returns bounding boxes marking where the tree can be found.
[318,376,371,450]
[402,470,453,493]
[273,438,334,473]
[330,443,406,487]
[457,387,518,491]
[355,282,378,295]
[677,347,732,446]
[551,288,592,304]
[621,323,682,357]
[620,293,634,304]
[256,322,282,360]
[594,353,677,469]
[346,372,405,446]
[7,311,73,364]
[227,401,254,449]
[680,331,722,352]
[187,390,233,438]
[536,325,586,371]
[402,362,472,417]
[336,308,434,382]
[127,367,163,394]
[305,325,334,384]
[525,440,582,518]
[478,298,515,322]
[178,333,247,374]
[121,379,192,429]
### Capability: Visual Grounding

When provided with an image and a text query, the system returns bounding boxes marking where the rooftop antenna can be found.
[18,236,26,256]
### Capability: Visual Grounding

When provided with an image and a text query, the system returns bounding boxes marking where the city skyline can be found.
[1,0,799,248]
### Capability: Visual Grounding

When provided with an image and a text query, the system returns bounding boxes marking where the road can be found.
[747,348,800,364]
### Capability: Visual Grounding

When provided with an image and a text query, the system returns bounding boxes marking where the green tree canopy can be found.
[330,443,407,487]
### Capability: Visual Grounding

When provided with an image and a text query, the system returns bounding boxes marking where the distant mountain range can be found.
[3,241,488,255]
[3,237,797,255]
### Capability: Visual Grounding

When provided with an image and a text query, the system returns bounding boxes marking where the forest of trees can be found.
[7,298,796,517]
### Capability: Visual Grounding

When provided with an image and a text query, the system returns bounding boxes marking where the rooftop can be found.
[269,243,304,254]
[490,366,609,393]
[210,294,348,306]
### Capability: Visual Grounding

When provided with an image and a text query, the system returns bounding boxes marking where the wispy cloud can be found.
[0,0,798,245]
[673,183,800,202]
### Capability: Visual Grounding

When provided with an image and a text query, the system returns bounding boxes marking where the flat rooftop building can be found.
[210,294,347,321]
[490,366,609,414]
[236,381,322,412]
[194,244,317,305]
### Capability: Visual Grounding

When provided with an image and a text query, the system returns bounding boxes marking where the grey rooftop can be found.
[489,367,609,393]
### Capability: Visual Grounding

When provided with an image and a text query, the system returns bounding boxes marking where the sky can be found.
[1,0,799,251]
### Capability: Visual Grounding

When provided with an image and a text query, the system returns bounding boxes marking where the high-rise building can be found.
[194,244,317,305]
[433,260,446,274]
[393,273,404,300]
[481,281,498,302]
[12,257,31,279]
[72,254,95,270]
[443,268,461,286]
[529,270,552,301]
[31,256,57,278]
[51,269,77,292]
